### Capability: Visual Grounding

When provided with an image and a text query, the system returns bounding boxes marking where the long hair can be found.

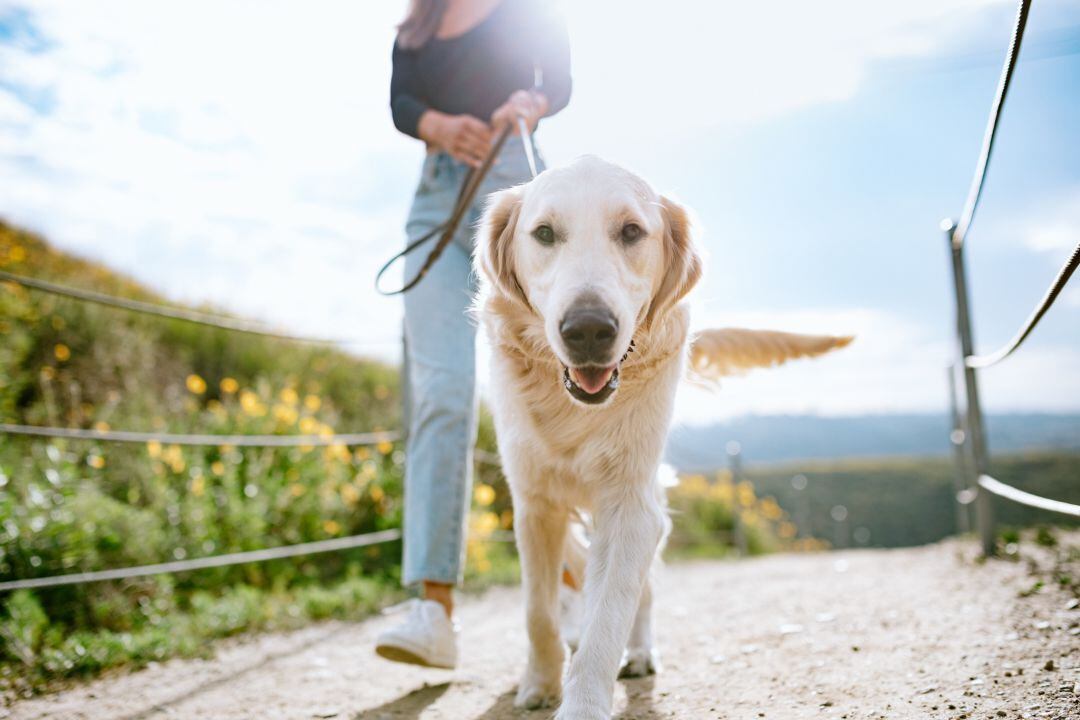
[398,0,448,50]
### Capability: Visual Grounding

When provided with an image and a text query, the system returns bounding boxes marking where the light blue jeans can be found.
[401,135,543,587]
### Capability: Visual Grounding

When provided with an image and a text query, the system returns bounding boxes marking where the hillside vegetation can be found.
[743,452,1080,548]
[0,222,521,692]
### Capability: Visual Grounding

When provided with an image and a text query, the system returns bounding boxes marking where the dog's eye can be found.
[621,223,645,244]
[532,224,556,246]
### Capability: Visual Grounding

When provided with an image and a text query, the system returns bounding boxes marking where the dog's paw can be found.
[515,677,562,710]
[554,702,609,720]
[617,647,661,678]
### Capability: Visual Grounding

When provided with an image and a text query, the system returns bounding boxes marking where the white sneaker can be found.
[559,583,584,652]
[375,599,459,669]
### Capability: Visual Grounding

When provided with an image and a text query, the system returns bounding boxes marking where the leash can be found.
[376,117,539,296]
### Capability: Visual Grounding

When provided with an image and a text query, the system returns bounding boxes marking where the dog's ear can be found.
[478,185,529,306]
[645,195,703,328]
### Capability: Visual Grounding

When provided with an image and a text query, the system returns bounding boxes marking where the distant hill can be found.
[665,413,1080,469]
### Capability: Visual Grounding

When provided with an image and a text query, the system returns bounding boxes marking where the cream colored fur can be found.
[474,156,849,719]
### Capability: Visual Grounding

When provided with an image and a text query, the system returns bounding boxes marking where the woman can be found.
[376,0,572,669]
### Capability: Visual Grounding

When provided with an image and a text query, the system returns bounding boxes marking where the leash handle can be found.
[375,123,514,296]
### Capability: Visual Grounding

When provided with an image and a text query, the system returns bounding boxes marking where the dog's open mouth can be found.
[561,341,634,405]
[563,364,620,405]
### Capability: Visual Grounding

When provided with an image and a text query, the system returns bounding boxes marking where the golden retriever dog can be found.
[474,156,850,719]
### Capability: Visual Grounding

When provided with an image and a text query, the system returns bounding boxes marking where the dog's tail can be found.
[688,328,853,381]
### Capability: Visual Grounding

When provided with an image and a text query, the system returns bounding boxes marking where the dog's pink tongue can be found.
[570,366,615,394]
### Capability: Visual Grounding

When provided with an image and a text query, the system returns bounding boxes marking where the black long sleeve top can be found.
[390,0,572,139]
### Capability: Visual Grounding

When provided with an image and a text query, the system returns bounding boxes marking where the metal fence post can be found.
[944,221,995,555]
[945,364,972,534]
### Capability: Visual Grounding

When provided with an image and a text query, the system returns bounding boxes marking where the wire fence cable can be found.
[0,530,403,593]
[0,269,355,345]
[966,239,1080,368]
[0,423,400,448]
[950,0,1032,249]
[977,475,1080,518]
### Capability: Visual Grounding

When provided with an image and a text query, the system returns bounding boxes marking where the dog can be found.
[474,156,851,719]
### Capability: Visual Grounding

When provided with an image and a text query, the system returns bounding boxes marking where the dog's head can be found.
[477,156,702,407]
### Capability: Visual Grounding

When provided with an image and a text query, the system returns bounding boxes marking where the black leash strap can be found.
[376,123,514,296]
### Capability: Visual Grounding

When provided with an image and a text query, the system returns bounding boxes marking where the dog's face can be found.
[479,156,701,407]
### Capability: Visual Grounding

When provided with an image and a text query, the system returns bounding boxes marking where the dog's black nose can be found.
[560,303,618,364]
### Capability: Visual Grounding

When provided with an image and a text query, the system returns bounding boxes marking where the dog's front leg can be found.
[514,493,569,710]
[557,488,664,720]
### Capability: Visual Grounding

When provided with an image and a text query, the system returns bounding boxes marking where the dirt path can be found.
[8,542,1079,720]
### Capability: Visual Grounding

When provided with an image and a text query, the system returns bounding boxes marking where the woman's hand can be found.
[417,111,493,168]
[491,90,549,135]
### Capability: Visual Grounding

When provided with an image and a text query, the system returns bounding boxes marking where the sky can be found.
[1,0,1078,425]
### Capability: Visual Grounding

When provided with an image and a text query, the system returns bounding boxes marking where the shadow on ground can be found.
[615,676,661,720]
[353,682,451,719]
[113,626,345,720]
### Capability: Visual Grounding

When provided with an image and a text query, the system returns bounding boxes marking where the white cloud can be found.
[540,0,1010,164]
[1022,187,1080,253]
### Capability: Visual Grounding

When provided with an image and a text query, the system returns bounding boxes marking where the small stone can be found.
[1044,660,1055,671]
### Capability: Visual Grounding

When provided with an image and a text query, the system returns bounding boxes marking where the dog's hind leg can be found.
[513,495,569,710]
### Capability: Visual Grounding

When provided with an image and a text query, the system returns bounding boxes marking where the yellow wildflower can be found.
[323,520,341,535]
[472,511,500,537]
[146,440,162,458]
[239,390,265,417]
[737,481,756,508]
[8,245,26,263]
[39,366,55,381]
[272,404,298,425]
[299,416,319,435]
[473,484,496,507]
[211,461,225,476]
[93,421,110,432]
[289,483,306,497]
[279,387,299,406]
[54,343,70,362]
[87,454,105,469]
[369,485,385,502]
[303,394,321,412]
[186,374,207,395]
[341,483,360,505]
[354,447,370,462]
[191,475,205,497]
[376,440,394,456]
[219,377,239,394]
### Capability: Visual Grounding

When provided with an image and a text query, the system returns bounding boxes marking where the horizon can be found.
[2,0,1078,423]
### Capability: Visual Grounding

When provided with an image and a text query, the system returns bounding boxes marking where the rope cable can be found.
[951,0,1032,249]
[966,239,1080,368]
[0,269,393,347]
[0,423,399,447]
[0,530,403,592]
